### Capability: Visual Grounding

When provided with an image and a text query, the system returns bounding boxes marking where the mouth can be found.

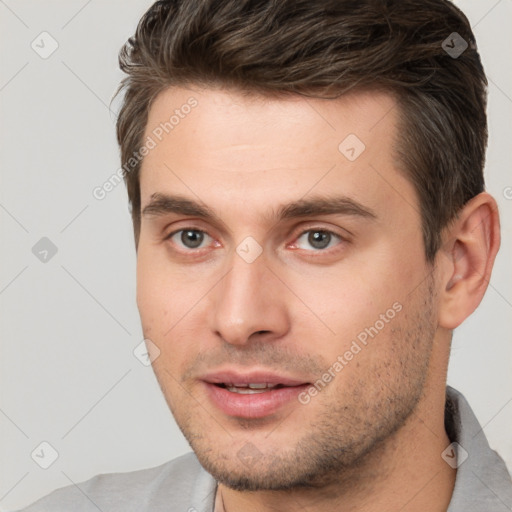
[214,382,295,394]
[201,371,312,419]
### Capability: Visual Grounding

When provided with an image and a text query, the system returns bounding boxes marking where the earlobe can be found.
[438,192,500,329]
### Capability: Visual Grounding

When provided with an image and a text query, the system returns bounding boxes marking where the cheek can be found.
[287,266,400,336]
[136,244,179,337]
[136,245,206,369]
[283,249,420,364]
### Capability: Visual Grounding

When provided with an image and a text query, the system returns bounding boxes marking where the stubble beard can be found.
[161,276,437,493]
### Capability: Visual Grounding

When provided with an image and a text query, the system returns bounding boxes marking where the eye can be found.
[294,229,343,251]
[164,227,345,254]
[165,229,213,250]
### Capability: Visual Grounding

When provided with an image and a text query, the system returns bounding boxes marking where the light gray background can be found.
[1,0,511,509]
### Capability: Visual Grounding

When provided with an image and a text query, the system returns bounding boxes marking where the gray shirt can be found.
[16,386,512,511]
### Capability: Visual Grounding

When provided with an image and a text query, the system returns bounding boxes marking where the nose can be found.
[207,248,290,346]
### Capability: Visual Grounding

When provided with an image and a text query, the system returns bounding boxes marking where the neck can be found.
[214,383,456,512]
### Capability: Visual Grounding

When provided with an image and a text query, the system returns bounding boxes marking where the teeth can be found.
[226,386,267,394]
[225,383,279,394]
[248,383,276,389]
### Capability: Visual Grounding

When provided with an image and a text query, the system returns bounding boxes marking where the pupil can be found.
[182,230,203,248]
[308,231,330,249]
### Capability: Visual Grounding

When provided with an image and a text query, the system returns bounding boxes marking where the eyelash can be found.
[163,227,347,255]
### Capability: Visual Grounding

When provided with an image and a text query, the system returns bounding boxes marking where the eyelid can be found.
[164,227,209,240]
[293,224,349,239]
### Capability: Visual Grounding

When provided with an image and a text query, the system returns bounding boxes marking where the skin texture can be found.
[136,86,500,512]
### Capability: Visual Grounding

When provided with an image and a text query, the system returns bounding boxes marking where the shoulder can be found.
[16,452,216,512]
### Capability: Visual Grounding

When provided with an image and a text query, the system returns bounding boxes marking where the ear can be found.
[437,192,501,329]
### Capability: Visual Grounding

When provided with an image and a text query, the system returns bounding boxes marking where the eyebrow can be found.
[141,193,377,224]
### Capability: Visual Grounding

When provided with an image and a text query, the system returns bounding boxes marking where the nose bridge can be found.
[209,248,288,344]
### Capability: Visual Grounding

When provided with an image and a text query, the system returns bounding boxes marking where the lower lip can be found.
[203,382,310,419]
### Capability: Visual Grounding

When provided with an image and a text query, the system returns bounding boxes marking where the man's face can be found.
[136,86,439,490]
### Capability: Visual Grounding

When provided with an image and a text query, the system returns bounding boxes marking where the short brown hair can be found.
[115,0,487,261]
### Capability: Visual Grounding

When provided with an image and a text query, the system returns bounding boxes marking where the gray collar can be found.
[446,386,512,511]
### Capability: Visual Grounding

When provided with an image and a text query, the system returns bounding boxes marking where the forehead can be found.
[139,86,416,227]
[143,85,397,166]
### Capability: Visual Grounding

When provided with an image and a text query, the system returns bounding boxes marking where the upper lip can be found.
[201,369,310,387]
